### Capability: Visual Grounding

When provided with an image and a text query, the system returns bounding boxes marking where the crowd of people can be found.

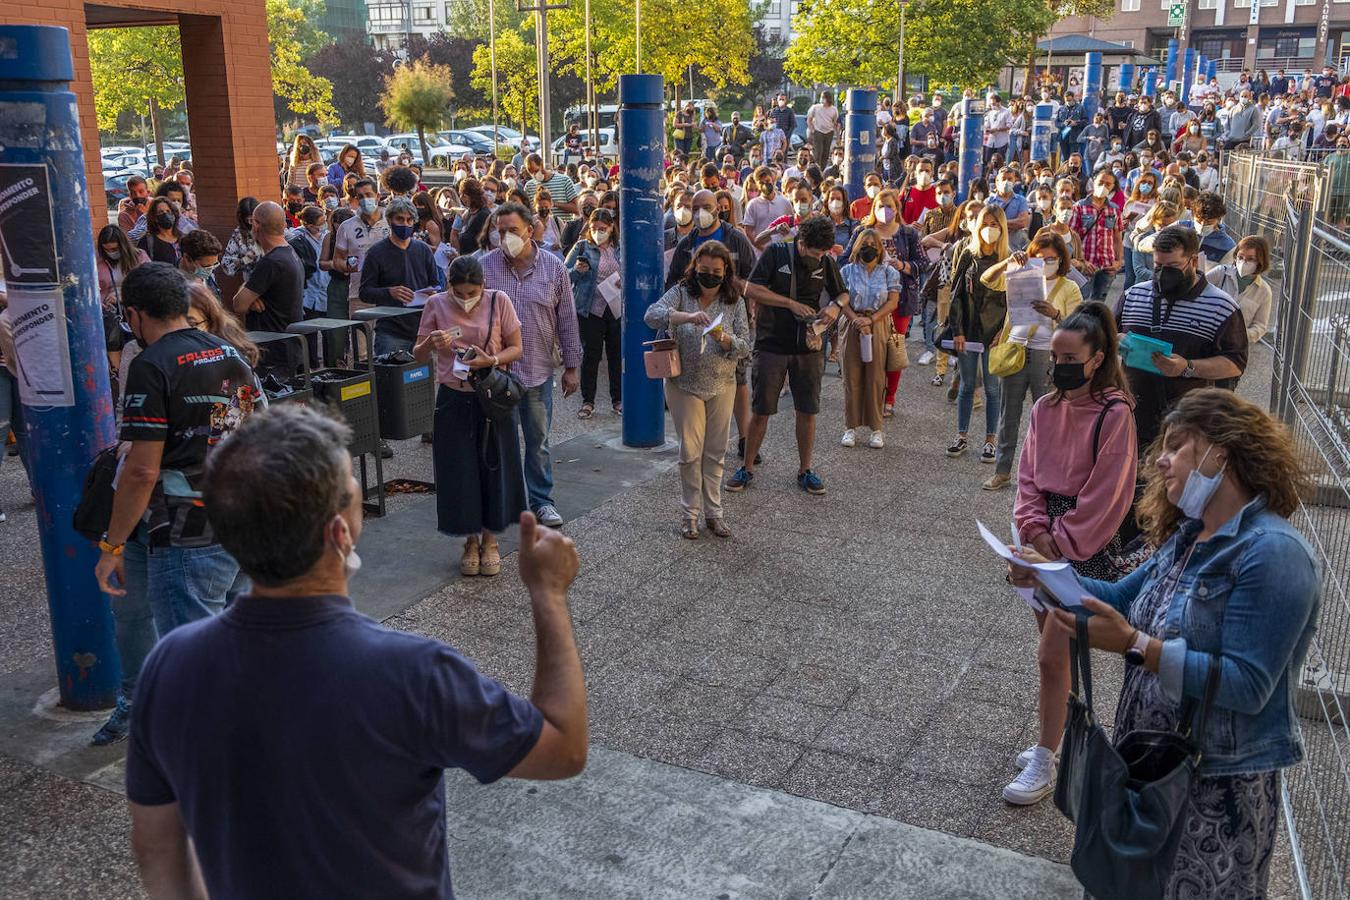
[0,72,1329,900]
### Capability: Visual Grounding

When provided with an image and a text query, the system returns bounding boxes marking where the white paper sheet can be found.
[701,312,724,336]
[977,519,1084,609]
[1005,258,1051,328]
[451,355,472,379]
[409,287,438,309]
[940,339,985,353]
[597,271,623,318]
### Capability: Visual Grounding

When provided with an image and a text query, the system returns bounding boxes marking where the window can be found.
[768,0,780,13]
[767,25,780,40]
[1197,0,1215,8]
[413,4,435,21]
[369,5,404,22]
[1233,0,1249,7]
[1121,0,1139,11]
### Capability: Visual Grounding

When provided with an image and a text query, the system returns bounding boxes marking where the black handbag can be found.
[73,445,120,542]
[469,290,525,420]
[1055,615,1221,900]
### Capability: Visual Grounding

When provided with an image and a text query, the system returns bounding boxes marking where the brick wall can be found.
[1,0,279,241]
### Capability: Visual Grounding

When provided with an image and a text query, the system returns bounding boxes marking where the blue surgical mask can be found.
[359,197,378,215]
[324,197,339,210]
[391,223,415,240]
[1177,444,1228,519]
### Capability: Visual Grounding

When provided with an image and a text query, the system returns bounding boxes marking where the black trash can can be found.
[374,359,434,439]
[310,368,380,457]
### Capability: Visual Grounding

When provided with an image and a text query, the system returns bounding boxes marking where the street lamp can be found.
[517,0,570,166]
[897,0,907,100]
[490,0,499,154]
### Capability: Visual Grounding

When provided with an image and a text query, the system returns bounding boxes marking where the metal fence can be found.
[1226,149,1350,900]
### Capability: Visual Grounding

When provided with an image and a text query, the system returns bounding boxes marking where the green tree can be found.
[786,0,1060,91]
[471,29,539,135]
[88,25,183,162]
[382,59,456,164]
[548,0,754,95]
[307,35,399,130]
[444,0,528,43]
[268,0,339,126]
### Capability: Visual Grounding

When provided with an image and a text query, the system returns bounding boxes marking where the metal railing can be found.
[1226,149,1350,900]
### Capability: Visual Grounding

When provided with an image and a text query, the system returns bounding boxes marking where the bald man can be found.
[233,201,305,337]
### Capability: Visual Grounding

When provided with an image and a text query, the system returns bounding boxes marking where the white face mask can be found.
[335,520,362,576]
[591,228,611,245]
[673,206,693,226]
[1177,444,1228,519]
[501,231,526,257]
[696,208,717,230]
[938,193,954,207]
[1037,199,1052,212]
[795,201,812,217]
[866,185,881,199]
[454,290,482,312]
[828,199,845,215]
[875,206,895,224]
[914,172,932,188]
[1093,184,1110,199]
[979,225,1000,246]
[1237,259,1258,277]
[1056,208,1073,224]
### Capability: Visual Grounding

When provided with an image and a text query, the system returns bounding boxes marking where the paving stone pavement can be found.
[0,337,1298,897]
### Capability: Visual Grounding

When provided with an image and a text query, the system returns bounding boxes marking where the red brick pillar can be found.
[179,11,280,241]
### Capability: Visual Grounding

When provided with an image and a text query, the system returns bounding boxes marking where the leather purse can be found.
[1055,614,1221,900]
[885,331,909,370]
[643,335,681,378]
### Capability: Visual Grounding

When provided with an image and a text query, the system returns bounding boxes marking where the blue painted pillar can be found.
[617,73,665,448]
[0,26,119,710]
[1165,39,1180,87]
[1143,69,1158,98]
[1118,63,1136,93]
[1082,52,1103,121]
[1031,102,1054,163]
[844,89,877,207]
[1207,60,1217,81]
[958,99,985,202]
[1181,48,1196,112]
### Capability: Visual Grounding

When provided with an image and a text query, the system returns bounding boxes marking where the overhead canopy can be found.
[1034,35,1161,65]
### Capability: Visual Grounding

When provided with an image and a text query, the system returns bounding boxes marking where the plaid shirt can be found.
[1069,198,1122,269]
[480,245,582,389]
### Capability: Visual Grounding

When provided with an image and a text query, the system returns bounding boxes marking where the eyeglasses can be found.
[186,316,205,329]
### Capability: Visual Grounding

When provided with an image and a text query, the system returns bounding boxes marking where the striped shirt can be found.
[1118,276,1248,448]
[525,172,579,221]
[480,245,583,389]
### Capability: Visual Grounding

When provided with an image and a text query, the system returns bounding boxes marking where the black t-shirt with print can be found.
[748,242,847,355]
[120,328,261,471]
[244,244,305,334]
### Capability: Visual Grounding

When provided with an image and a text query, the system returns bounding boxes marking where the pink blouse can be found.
[416,288,521,391]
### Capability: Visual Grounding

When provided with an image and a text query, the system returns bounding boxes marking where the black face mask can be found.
[799,252,822,272]
[858,245,880,263]
[287,201,304,213]
[155,212,176,230]
[696,271,724,290]
[1051,361,1090,391]
[1153,263,1192,301]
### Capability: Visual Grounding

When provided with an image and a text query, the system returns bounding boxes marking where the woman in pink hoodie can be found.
[1003,300,1138,807]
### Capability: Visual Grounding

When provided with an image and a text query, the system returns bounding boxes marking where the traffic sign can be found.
[1168,2,1185,25]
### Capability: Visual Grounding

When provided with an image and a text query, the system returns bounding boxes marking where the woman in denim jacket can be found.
[1015,388,1319,899]
[564,208,620,418]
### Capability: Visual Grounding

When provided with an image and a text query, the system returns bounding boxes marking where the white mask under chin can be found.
[344,547,363,575]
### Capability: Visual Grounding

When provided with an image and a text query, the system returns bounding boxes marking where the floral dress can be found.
[1106,541,1280,900]
[220,228,262,281]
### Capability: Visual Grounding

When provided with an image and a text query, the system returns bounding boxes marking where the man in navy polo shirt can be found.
[125,404,587,899]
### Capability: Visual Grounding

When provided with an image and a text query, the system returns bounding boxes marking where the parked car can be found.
[105,172,132,207]
[551,127,618,162]
[467,124,538,153]
[328,135,389,158]
[438,129,496,155]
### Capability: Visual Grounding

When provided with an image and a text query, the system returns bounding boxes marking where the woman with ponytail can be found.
[1001,300,1138,807]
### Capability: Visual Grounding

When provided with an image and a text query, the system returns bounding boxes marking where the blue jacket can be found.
[1200,223,1237,266]
[564,239,603,318]
[1081,496,1320,776]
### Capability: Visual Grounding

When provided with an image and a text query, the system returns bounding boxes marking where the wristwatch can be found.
[1181,359,1197,379]
[1124,629,1151,666]
[98,533,125,556]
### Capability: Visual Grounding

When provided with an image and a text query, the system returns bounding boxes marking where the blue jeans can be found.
[0,367,30,483]
[920,298,939,354]
[515,376,555,511]
[957,350,1001,436]
[1121,246,1138,294]
[1088,268,1113,301]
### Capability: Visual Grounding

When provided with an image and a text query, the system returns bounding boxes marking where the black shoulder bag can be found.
[1055,612,1221,900]
[469,290,526,472]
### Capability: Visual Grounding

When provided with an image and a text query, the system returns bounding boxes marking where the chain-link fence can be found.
[1226,149,1350,900]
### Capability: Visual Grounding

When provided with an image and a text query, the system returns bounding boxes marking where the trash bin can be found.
[247,331,312,406]
[374,359,434,439]
[310,368,380,457]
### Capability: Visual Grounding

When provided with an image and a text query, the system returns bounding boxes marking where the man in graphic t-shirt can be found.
[92,262,261,747]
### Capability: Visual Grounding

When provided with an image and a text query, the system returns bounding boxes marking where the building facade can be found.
[319,0,369,43]
[365,0,454,50]
[1050,0,1350,77]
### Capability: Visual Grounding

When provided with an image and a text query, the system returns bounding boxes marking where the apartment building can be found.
[1050,0,1350,76]
[366,0,454,50]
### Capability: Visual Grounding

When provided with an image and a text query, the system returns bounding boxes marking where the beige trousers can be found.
[665,381,735,521]
[841,315,891,431]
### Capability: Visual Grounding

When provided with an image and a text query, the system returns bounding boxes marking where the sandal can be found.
[883,404,895,418]
[681,519,700,540]
[705,518,732,538]
[577,403,594,420]
[479,543,501,576]
[460,540,481,576]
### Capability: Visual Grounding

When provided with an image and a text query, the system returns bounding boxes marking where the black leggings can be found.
[580,308,621,405]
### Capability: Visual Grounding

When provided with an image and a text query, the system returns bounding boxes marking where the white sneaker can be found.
[535,504,564,527]
[841,429,856,448]
[1004,747,1056,805]
[868,431,884,449]
[1016,744,1060,770]
[918,350,935,366]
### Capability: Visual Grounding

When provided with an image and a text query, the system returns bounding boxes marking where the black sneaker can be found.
[91,697,130,746]
[981,441,997,463]
[946,437,969,458]
[380,440,395,460]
